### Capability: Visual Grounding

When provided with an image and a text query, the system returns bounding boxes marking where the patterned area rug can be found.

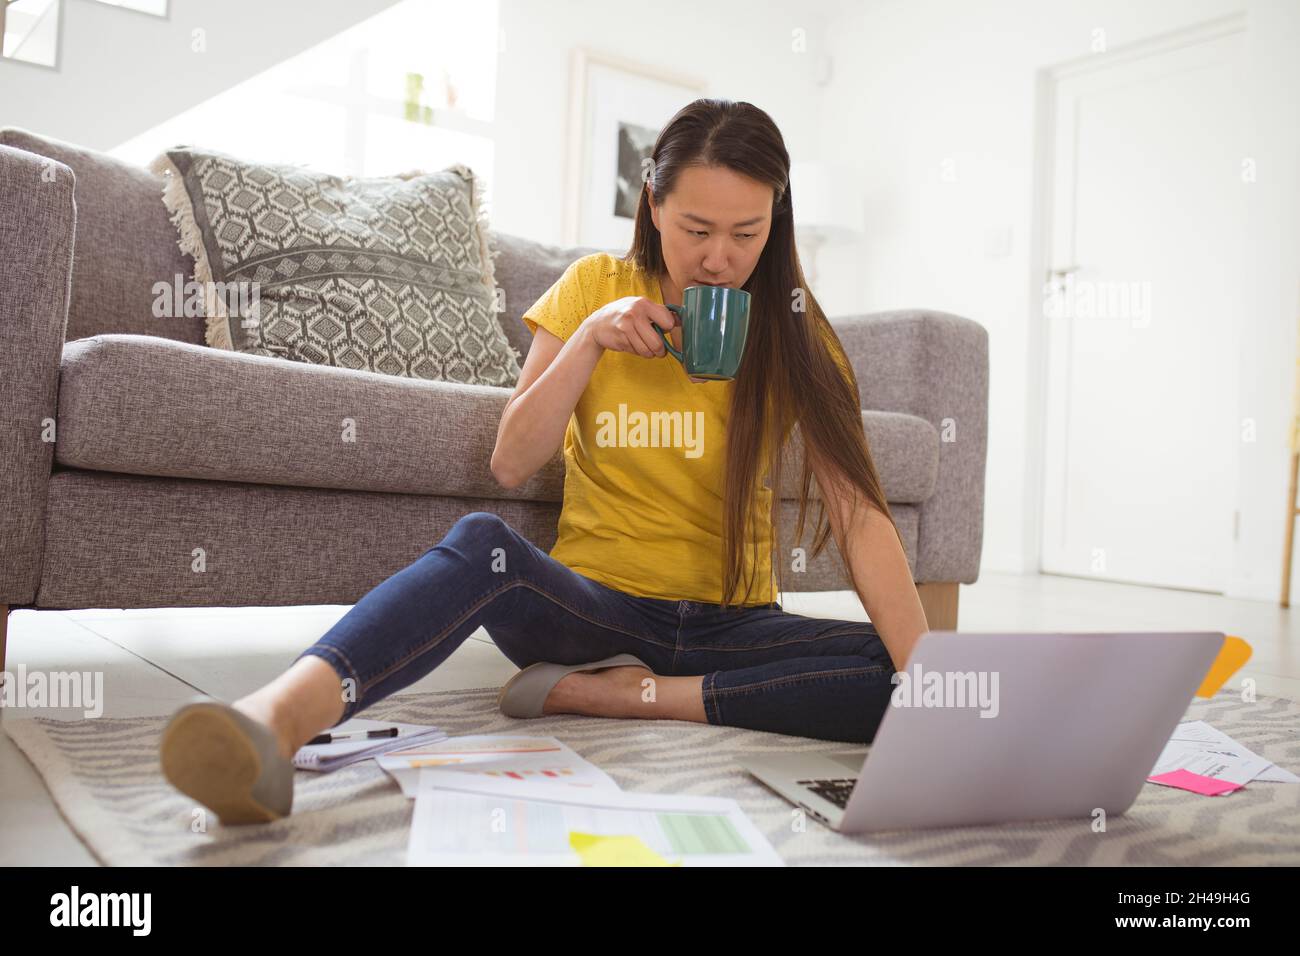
[5,686,1299,865]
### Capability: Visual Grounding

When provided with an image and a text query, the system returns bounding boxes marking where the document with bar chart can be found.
[407,769,784,866]
[377,734,621,797]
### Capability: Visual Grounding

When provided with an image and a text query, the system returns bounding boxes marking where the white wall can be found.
[808,0,1299,599]
[0,0,400,149]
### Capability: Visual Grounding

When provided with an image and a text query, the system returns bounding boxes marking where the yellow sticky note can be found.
[568,831,682,867]
[1195,635,1252,698]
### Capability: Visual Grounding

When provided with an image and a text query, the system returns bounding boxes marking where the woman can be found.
[158,98,930,825]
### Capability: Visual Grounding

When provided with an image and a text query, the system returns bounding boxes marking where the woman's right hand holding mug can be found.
[586,296,680,360]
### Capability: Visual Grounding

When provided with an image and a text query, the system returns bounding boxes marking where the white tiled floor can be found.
[2,571,1296,865]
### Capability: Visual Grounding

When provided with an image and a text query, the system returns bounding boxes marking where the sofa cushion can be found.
[55,334,937,504]
[57,334,563,502]
[0,127,205,346]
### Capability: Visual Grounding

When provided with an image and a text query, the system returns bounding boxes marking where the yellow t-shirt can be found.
[521,252,779,606]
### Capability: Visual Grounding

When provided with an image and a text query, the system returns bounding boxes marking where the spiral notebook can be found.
[292,718,448,772]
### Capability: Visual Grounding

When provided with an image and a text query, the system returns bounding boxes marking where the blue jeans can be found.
[294,512,898,743]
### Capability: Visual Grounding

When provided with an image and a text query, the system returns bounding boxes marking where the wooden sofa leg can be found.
[916,583,959,631]
[1,604,7,690]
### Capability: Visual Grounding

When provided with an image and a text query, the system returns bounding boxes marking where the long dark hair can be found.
[621,97,904,609]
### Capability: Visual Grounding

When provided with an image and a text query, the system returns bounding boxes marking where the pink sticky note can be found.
[1148,769,1243,796]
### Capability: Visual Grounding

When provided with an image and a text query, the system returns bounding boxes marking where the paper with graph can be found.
[376,734,621,796]
[406,770,783,866]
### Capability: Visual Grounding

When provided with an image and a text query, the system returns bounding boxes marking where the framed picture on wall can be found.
[563,47,706,249]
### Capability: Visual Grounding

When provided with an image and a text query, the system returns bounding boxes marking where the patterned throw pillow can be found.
[150,147,521,387]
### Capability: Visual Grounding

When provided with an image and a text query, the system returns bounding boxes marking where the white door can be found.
[1039,22,1246,591]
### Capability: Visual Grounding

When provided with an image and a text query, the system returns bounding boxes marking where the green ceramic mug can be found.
[655,284,752,381]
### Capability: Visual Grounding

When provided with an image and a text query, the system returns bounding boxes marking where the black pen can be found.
[307,727,400,746]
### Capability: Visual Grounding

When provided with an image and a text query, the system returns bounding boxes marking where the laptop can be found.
[739,629,1225,833]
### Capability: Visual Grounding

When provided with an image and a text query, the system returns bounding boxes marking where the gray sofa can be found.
[0,128,989,673]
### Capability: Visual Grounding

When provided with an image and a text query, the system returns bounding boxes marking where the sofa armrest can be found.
[0,144,76,606]
[829,308,989,585]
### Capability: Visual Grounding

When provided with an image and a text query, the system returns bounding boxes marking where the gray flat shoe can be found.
[159,694,294,825]
[497,653,651,718]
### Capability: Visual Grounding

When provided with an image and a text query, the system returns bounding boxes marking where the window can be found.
[110,0,498,189]
[91,0,167,14]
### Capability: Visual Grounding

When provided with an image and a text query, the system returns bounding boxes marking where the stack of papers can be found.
[1147,719,1299,794]
[292,718,447,772]
[375,734,783,866]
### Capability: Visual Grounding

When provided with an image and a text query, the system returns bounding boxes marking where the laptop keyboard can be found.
[797,777,858,809]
